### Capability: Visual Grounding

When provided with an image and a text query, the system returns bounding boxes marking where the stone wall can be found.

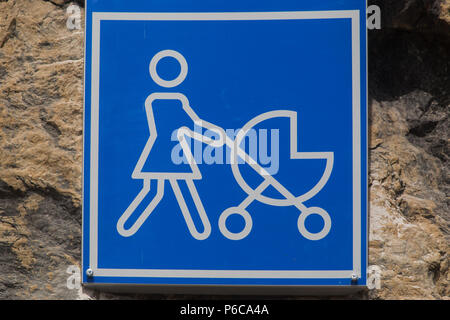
[0,0,448,299]
[367,0,449,299]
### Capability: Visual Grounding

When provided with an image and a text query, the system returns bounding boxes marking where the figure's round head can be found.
[149,50,188,88]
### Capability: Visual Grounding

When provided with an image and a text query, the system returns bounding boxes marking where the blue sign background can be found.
[83,0,367,286]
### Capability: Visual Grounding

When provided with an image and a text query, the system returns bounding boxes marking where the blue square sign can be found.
[83,0,367,290]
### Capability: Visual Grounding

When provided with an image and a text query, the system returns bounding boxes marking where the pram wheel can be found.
[297,207,331,241]
[219,207,253,240]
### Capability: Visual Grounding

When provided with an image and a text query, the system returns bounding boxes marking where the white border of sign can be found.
[89,11,362,279]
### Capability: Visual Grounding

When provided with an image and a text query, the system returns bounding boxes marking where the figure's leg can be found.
[170,179,211,240]
[117,179,164,237]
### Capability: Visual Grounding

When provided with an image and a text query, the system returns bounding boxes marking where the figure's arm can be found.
[178,98,226,147]
[177,99,270,177]
[177,120,226,148]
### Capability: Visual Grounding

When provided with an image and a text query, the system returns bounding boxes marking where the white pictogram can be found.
[117,50,334,241]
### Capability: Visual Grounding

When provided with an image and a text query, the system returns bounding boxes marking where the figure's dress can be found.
[135,98,196,177]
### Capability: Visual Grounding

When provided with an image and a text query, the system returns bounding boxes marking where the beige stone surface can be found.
[439,0,450,24]
[368,98,449,299]
[0,0,83,299]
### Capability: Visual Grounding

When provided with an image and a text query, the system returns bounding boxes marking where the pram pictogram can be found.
[217,110,334,241]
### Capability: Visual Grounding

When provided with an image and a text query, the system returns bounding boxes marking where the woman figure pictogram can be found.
[117,50,225,240]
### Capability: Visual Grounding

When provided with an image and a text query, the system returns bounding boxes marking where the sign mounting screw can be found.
[86,268,94,278]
